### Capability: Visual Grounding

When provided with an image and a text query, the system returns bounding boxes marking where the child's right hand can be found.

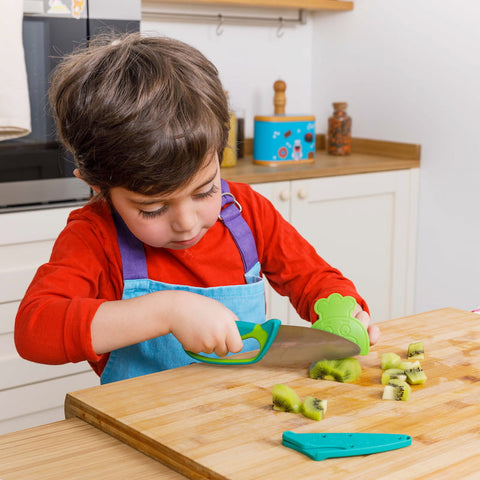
[167,292,244,357]
[91,290,244,357]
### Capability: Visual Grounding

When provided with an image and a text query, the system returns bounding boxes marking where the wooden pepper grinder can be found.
[327,102,352,155]
[253,80,316,165]
[273,80,286,115]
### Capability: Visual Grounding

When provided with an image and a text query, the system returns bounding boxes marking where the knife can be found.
[185,319,361,366]
[282,431,412,461]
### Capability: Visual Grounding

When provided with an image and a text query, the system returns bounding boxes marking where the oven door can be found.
[0,0,140,212]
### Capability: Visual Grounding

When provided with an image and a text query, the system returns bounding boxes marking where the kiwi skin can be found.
[309,357,361,383]
[302,396,327,421]
[272,384,302,413]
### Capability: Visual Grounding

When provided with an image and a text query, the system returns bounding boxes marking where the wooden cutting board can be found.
[65,308,480,480]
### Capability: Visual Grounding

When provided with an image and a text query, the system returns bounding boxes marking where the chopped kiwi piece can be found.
[404,364,427,385]
[407,341,425,360]
[301,396,327,421]
[381,368,407,385]
[272,384,302,413]
[382,380,411,401]
[309,357,361,383]
[399,360,421,370]
[381,352,402,370]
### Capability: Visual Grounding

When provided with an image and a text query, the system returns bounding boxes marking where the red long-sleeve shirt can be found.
[15,180,367,376]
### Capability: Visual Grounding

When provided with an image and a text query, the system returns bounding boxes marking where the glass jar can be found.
[327,102,352,156]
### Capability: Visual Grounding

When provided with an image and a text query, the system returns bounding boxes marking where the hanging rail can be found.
[142,8,307,36]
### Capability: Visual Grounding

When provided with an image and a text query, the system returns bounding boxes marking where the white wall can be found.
[312,1,480,313]
[142,5,313,138]
[142,1,480,315]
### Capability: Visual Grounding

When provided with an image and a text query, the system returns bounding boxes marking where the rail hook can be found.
[216,14,224,36]
[276,17,285,38]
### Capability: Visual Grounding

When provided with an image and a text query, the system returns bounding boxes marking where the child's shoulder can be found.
[65,197,116,239]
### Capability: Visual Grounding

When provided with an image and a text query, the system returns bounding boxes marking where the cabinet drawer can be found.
[0,371,98,434]
[0,240,55,302]
[0,207,76,246]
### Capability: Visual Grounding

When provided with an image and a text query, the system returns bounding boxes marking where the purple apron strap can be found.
[112,209,149,280]
[113,180,259,281]
[220,179,258,273]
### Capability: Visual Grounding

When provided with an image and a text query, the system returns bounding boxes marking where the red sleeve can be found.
[228,182,369,323]
[14,201,123,374]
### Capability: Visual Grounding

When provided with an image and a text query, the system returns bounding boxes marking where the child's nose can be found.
[170,203,196,232]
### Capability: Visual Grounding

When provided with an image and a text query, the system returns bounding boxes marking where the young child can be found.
[14,33,380,384]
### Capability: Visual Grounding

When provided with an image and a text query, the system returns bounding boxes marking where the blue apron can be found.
[101,179,266,384]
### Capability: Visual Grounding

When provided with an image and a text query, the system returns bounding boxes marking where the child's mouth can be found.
[170,232,203,248]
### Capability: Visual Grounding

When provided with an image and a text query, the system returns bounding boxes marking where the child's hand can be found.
[167,292,244,357]
[353,304,381,345]
[91,290,244,357]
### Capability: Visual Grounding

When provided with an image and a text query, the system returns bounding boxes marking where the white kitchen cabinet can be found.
[252,168,419,327]
[0,206,98,435]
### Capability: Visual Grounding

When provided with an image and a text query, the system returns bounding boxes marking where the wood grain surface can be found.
[143,0,354,12]
[65,308,480,480]
[221,136,420,184]
[0,417,186,480]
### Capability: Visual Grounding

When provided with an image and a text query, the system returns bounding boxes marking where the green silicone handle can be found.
[185,318,281,365]
[312,293,370,355]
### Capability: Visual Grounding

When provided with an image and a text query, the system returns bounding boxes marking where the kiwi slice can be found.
[407,341,425,360]
[309,357,361,383]
[301,396,327,421]
[382,379,411,401]
[272,384,302,413]
[404,364,427,385]
[381,368,407,385]
[381,352,402,370]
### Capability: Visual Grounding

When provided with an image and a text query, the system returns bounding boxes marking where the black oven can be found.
[0,0,140,212]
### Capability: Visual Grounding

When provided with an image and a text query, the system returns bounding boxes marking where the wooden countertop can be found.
[0,417,186,480]
[63,308,479,480]
[221,136,421,184]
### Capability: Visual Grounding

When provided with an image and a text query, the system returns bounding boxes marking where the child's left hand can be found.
[353,304,381,345]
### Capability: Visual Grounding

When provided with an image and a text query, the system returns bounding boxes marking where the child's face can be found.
[109,154,222,249]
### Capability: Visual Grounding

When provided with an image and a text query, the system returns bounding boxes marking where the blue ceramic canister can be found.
[253,115,316,166]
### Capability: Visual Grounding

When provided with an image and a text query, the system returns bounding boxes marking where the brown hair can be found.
[49,33,229,195]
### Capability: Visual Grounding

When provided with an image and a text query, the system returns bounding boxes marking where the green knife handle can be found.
[186,318,281,365]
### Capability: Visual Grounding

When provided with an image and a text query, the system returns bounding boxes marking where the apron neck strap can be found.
[112,208,148,280]
[219,179,258,273]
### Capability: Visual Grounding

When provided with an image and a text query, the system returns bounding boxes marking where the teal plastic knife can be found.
[282,431,412,461]
[185,318,360,366]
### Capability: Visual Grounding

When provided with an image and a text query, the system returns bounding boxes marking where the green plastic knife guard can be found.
[185,318,281,365]
[312,293,369,355]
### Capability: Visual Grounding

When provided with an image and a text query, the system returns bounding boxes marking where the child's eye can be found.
[195,184,218,199]
[139,206,166,218]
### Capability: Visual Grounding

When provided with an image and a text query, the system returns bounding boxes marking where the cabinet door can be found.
[0,206,99,435]
[250,182,292,324]
[290,170,418,324]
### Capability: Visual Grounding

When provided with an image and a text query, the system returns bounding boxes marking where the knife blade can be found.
[259,323,360,367]
[185,319,360,366]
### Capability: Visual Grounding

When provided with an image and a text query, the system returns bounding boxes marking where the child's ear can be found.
[73,168,101,194]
